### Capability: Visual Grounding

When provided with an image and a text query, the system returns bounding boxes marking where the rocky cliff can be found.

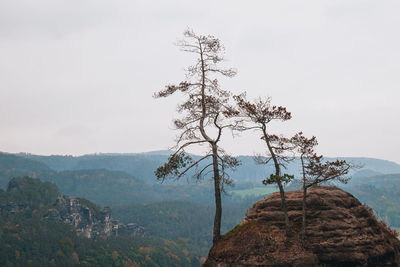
[205,186,400,266]
[44,195,144,238]
[0,177,144,239]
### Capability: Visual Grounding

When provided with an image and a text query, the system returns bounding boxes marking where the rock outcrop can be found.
[205,186,400,266]
[1,177,144,239]
[44,196,144,238]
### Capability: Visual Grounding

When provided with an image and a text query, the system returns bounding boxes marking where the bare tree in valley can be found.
[291,132,352,240]
[154,29,240,244]
[234,94,294,236]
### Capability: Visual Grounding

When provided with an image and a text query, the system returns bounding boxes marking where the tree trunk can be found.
[276,180,290,236]
[301,156,307,241]
[211,143,222,244]
[262,127,290,236]
[199,45,222,244]
[302,186,307,241]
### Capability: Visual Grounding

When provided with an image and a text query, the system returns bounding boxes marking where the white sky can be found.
[0,0,399,163]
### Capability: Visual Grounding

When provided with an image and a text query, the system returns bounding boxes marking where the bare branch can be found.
[196,163,213,179]
[178,154,212,178]
[173,140,208,155]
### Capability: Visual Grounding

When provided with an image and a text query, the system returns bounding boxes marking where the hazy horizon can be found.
[1,1,399,163]
[3,149,400,165]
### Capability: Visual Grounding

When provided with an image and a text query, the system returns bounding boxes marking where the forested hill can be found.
[0,152,49,171]
[18,152,167,184]
[0,177,203,266]
[0,152,227,207]
[16,151,400,184]
[2,151,400,210]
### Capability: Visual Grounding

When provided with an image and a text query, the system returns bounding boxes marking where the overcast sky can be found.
[0,0,399,163]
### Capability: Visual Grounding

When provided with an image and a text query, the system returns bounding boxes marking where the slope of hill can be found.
[0,177,203,266]
[0,153,226,207]
[0,152,50,171]
[345,173,400,187]
[0,152,51,187]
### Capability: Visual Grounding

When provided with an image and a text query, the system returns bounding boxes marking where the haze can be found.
[0,0,399,163]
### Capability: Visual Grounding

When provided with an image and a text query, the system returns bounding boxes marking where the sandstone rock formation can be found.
[1,176,144,239]
[205,186,400,266]
[44,196,144,238]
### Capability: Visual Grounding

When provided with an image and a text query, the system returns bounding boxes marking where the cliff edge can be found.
[205,186,400,267]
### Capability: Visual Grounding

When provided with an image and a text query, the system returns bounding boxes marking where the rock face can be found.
[1,177,144,239]
[205,186,400,267]
[44,196,112,238]
[44,196,144,238]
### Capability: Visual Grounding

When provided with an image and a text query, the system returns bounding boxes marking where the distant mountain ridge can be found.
[0,152,49,171]
[12,151,400,185]
[0,152,217,206]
